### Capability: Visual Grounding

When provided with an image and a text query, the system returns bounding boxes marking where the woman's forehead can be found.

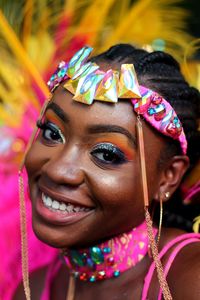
[47,84,167,159]
[51,85,137,129]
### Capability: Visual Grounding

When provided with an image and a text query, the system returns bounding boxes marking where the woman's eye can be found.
[91,143,127,165]
[37,120,65,144]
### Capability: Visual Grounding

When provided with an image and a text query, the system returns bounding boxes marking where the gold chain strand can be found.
[18,170,31,300]
[66,275,76,300]
[136,115,172,300]
[18,98,51,299]
[18,123,40,300]
[145,207,172,300]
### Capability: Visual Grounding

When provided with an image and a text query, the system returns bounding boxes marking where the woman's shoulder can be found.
[160,227,200,254]
[160,228,200,299]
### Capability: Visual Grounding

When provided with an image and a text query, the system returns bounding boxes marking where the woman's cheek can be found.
[92,165,141,209]
[25,141,48,175]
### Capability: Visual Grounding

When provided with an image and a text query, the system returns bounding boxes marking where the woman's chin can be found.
[32,221,73,249]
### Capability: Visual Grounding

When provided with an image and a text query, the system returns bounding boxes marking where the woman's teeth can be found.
[41,193,90,213]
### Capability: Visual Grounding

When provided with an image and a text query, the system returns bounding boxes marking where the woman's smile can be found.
[36,192,95,225]
[34,185,95,226]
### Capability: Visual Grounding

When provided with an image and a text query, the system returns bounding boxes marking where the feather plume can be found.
[0,0,194,129]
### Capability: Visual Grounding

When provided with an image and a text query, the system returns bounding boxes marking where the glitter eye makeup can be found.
[93,134,136,161]
[37,120,65,144]
[90,133,136,166]
[90,142,127,165]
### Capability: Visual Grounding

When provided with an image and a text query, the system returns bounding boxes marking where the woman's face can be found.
[25,85,165,249]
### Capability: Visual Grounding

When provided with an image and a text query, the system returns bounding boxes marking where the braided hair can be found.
[91,44,200,231]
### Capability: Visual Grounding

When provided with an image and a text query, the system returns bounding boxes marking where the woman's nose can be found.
[42,146,85,186]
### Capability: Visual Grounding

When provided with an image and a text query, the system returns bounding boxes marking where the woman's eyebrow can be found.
[46,102,69,123]
[88,125,136,147]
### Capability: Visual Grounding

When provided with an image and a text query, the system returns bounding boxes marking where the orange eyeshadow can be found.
[95,134,135,160]
[45,110,65,132]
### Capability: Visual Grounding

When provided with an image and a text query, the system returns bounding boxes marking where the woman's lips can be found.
[35,191,95,225]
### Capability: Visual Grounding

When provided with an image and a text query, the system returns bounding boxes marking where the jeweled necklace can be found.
[62,221,157,283]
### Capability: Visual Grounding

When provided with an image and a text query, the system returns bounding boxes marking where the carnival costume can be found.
[18,46,200,300]
[0,1,199,299]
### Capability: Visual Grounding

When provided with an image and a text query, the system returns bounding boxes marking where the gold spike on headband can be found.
[47,46,187,154]
[47,46,141,103]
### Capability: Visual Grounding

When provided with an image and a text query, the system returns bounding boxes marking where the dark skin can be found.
[26,88,164,249]
[15,77,200,299]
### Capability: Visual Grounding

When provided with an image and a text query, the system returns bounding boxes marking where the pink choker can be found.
[63,222,157,282]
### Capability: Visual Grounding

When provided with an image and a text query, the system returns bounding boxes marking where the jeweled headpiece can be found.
[47,46,187,154]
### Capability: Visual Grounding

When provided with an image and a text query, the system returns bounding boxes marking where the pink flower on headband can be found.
[132,86,187,154]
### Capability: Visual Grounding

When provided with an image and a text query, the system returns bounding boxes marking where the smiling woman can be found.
[16,45,200,300]
[26,90,146,249]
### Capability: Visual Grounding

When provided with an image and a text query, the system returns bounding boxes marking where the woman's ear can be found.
[153,155,190,202]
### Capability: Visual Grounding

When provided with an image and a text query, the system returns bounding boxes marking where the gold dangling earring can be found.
[156,192,170,245]
[136,115,172,300]
[156,197,163,247]
[157,191,170,245]
[165,192,170,199]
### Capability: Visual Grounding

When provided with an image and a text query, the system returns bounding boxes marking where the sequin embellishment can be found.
[63,222,156,282]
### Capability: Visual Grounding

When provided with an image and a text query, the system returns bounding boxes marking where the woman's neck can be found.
[62,221,157,283]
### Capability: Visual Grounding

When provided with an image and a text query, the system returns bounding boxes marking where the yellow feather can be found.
[64,0,77,11]
[182,39,200,89]
[193,216,200,233]
[74,0,116,46]
[0,56,40,126]
[0,9,49,98]
[22,0,33,48]
[99,0,191,61]
[26,34,55,72]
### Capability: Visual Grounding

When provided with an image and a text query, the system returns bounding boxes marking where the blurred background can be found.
[182,0,200,40]
[0,0,200,38]
[1,0,200,33]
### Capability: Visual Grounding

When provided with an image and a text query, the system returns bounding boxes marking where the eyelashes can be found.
[90,143,127,165]
[36,120,128,166]
[36,120,65,144]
